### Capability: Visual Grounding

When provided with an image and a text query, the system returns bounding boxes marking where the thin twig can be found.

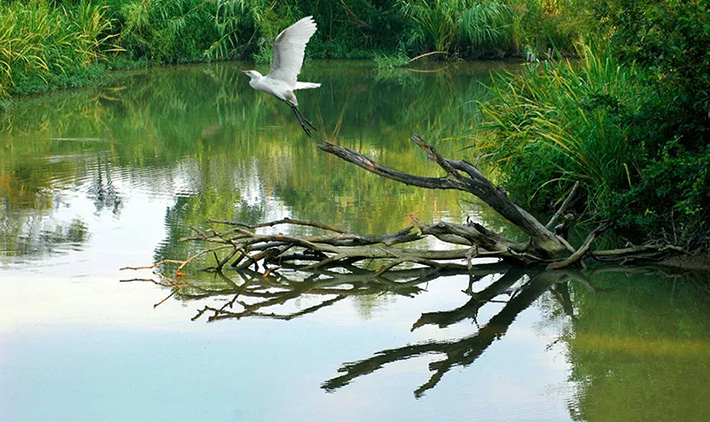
[406,51,446,64]
[208,217,347,234]
[546,181,580,229]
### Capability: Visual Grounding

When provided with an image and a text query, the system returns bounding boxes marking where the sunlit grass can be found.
[398,0,513,55]
[0,0,113,97]
[475,43,644,213]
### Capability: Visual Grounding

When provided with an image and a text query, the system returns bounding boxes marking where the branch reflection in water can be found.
[140,262,581,397]
[323,269,570,397]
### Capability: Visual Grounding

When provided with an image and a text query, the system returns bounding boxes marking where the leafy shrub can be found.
[597,0,710,153]
[598,0,710,245]
[606,141,710,247]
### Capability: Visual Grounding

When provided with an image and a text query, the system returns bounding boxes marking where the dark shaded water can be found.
[1,61,709,421]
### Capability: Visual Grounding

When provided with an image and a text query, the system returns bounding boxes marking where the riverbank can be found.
[1,0,585,98]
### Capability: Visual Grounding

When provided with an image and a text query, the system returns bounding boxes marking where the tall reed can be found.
[398,0,513,55]
[476,44,644,212]
[459,2,513,50]
[0,0,113,96]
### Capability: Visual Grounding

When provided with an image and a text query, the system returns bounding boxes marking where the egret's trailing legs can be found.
[290,105,317,137]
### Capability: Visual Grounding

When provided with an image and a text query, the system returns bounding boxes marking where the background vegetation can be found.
[0,0,585,97]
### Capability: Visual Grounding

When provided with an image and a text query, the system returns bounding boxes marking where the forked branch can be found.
[319,135,568,258]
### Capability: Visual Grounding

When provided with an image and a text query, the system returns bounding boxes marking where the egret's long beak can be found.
[239,70,248,74]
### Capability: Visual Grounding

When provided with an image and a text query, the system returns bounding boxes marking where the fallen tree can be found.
[124,134,689,281]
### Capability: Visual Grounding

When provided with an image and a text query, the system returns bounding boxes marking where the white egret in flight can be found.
[242,16,320,136]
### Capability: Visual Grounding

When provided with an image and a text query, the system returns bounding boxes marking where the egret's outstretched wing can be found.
[267,16,317,87]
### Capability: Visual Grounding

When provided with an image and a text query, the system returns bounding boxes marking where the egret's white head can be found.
[241,70,263,80]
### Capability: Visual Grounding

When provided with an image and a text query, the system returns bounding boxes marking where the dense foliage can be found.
[479,0,710,247]
[0,0,586,97]
[480,45,642,210]
[604,0,710,246]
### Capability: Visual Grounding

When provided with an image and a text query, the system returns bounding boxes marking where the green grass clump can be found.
[374,47,410,70]
[478,44,642,210]
[0,0,114,97]
[396,0,589,60]
[477,38,709,247]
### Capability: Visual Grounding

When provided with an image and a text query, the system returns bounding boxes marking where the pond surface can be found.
[1,61,709,422]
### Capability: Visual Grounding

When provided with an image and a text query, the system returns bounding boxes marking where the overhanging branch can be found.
[319,135,568,258]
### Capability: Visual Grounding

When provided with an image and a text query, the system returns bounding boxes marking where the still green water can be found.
[1,61,708,422]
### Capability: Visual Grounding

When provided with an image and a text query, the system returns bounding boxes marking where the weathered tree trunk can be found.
[120,135,694,401]
[318,135,569,258]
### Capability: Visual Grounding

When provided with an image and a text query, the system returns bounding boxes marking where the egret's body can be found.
[242,16,320,136]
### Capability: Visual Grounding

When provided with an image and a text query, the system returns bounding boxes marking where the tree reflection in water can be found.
[323,270,569,397]
[155,263,575,397]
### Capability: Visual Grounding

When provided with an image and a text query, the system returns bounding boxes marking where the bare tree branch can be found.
[319,135,568,258]
[546,181,580,229]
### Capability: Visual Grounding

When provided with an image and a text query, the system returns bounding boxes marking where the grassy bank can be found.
[1,0,588,98]
[476,0,710,248]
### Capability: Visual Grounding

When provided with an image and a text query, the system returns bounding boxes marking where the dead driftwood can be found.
[122,134,687,282]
